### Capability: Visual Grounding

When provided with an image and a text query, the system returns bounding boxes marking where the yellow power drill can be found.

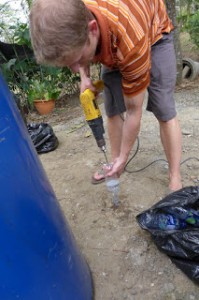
[80,80,108,163]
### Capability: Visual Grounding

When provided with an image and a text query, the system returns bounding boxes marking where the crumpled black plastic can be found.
[27,123,59,154]
[136,186,199,284]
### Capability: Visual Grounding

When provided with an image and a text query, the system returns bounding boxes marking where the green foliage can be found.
[1,16,80,112]
[176,0,199,49]
[13,23,31,47]
[21,0,32,12]
[176,0,199,29]
[1,57,33,99]
[0,1,28,42]
[187,12,199,48]
[1,55,75,109]
[27,79,61,104]
[177,12,189,31]
[26,67,64,105]
[0,1,100,114]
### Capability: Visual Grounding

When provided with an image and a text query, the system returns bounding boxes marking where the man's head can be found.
[29,0,99,71]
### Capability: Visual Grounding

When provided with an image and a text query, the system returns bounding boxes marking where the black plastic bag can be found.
[136,186,199,284]
[27,123,59,154]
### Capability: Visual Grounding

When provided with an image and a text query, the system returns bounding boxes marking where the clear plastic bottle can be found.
[106,176,120,206]
[104,164,120,206]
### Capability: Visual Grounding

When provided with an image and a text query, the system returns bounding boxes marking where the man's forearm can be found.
[79,66,90,80]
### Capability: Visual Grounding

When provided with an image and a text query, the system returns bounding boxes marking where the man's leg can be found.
[147,33,182,192]
[103,67,126,160]
[159,117,182,191]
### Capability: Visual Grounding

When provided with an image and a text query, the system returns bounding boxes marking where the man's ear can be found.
[88,20,99,37]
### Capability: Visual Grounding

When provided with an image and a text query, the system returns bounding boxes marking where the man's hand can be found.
[80,76,94,93]
[79,66,95,93]
[106,156,127,178]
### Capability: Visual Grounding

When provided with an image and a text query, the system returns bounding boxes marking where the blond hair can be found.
[29,0,92,65]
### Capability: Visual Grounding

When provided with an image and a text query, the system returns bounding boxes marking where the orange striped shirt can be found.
[83,0,174,96]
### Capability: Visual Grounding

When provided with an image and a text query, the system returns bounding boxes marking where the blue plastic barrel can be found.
[0,74,93,299]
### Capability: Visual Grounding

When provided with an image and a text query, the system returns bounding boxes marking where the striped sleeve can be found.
[84,0,173,97]
[115,0,152,96]
[119,36,151,96]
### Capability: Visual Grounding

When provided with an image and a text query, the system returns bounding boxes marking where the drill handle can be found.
[80,80,104,121]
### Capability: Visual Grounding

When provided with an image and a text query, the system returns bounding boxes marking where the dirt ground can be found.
[26,75,199,300]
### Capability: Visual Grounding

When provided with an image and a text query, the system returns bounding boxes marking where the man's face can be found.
[61,32,98,73]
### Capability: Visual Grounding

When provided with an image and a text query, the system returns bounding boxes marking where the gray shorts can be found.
[101,32,177,121]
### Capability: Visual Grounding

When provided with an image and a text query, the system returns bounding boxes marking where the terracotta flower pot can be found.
[34,99,55,115]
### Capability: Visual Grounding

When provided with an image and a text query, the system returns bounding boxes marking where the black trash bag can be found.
[27,123,59,154]
[136,186,199,284]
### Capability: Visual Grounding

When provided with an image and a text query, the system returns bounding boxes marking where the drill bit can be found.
[100,146,109,164]
[103,150,109,165]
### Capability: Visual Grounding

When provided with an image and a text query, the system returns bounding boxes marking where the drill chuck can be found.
[87,116,106,150]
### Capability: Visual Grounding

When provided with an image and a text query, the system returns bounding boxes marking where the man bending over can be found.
[29,0,183,192]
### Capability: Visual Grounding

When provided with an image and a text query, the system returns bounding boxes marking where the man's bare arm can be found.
[108,91,146,177]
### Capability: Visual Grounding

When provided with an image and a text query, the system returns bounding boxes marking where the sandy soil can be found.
[27,78,199,299]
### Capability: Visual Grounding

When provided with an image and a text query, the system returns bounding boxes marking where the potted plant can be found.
[27,77,61,115]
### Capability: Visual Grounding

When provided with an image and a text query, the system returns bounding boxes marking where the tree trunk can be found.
[165,0,182,85]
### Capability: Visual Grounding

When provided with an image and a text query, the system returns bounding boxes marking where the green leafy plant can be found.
[0,15,84,112]
[27,76,61,107]
[187,12,199,48]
